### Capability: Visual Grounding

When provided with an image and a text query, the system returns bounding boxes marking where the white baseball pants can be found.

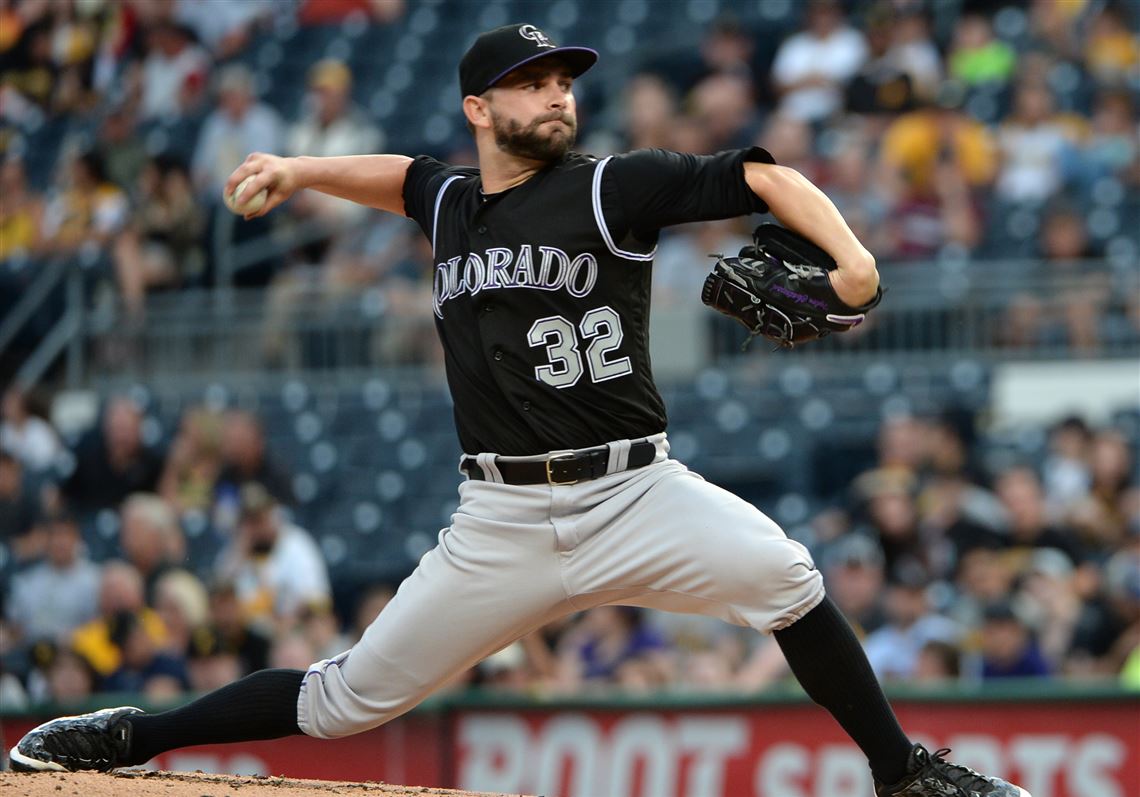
[297,434,824,738]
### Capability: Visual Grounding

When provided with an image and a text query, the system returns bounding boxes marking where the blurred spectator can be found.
[556,607,674,691]
[214,483,330,633]
[297,0,405,26]
[1,387,61,473]
[1070,548,1140,676]
[191,63,284,198]
[175,0,272,61]
[158,406,224,514]
[299,600,351,660]
[115,154,207,317]
[951,545,1018,629]
[851,468,925,578]
[268,631,317,670]
[0,450,40,558]
[138,21,209,122]
[42,646,98,707]
[1016,548,1083,668]
[206,580,271,675]
[1065,430,1135,553]
[771,0,867,123]
[980,600,1051,679]
[1043,416,1094,511]
[818,133,889,253]
[914,640,962,683]
[97,102,148,191]
[4,508,100,644]
[101,609,190,698]
[186,624,244,692]
[688,71,761,151]
[62,395,164,515]
[881,81,997,192]
[0,16,55,122]
[878,83,992,257]
[863,565,960,681]
[1083,4,1140,85]
[948,11,1016,87]
[40,149,129,258]
[71,560,167,679]
[994,466,1083,563]
[350,582,394,644]
[887,6,942,102]
[1063,89,1139,191]
[212,410,292,531]
[820,533,887,636]
[152,568,209,658]
[621,73,677,150]
[119,492,186,599]
[756,112,820,181]
[0,157,45,263]
[286,59,383,227]
[995,82,1073,203]
[844,5,917,124]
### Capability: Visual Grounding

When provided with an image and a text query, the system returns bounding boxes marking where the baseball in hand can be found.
[225,175,268,215]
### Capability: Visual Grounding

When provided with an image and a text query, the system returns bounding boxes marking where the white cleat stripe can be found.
[9,746,67,772]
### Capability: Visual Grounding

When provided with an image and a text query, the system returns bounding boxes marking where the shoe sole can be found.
[7,707,142,773]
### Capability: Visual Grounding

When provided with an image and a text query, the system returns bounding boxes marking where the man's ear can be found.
[463,95,492,130]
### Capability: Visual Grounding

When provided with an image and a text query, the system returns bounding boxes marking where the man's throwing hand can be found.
[222,153,299,220]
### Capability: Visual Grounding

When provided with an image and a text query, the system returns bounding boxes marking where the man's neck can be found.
[476,144,554,194]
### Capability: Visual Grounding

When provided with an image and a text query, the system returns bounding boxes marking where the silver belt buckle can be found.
[545,452,578,485]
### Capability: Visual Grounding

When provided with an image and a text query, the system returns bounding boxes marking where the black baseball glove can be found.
[701,223,883,349]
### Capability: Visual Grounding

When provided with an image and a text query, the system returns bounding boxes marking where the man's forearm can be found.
[293,154,414,216]
[744,163,879,305]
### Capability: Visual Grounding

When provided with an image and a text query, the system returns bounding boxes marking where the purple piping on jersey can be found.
[481,47,599,94]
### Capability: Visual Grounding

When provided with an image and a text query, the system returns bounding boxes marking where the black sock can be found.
[774,597,913,785]
[125,668,306,765]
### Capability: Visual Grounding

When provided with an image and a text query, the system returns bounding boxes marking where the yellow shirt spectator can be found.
[881,108,998,191]
[71,608,168,677]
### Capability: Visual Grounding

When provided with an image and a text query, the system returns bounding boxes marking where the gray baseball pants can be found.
[297,433,824,738]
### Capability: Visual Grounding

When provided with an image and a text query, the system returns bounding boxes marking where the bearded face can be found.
[490,106,577,162]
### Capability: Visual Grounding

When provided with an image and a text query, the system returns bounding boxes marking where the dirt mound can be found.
[0,770,534,797]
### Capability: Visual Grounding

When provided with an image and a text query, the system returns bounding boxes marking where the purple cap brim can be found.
[482,46,599,94]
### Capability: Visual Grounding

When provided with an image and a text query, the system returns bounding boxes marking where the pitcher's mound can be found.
[0,770,535,797]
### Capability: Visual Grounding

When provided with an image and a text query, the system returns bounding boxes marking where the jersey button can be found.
[493,350,503,361]
[477,225,487,234]
[522,401,531,411]
[482,303,494,314]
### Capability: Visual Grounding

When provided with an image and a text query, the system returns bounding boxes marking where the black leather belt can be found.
[461,440,658,485]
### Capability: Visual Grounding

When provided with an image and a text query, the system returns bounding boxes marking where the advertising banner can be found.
[455,701,1140,797]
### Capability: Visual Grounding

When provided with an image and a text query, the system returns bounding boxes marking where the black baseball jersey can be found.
[402,146,775,456]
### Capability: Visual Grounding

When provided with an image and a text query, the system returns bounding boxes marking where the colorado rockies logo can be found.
[519,24,555,48]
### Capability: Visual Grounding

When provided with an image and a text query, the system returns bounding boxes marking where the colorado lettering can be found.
[432,245,598,317]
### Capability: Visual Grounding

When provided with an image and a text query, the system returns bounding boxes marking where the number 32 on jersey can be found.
[527,305,632,388]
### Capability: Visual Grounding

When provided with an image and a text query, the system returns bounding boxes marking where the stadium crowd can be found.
[0,0,1138,707]
[0,381,1137,707]
[0,0,1137,370]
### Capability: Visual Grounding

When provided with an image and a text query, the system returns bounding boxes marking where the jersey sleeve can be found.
[600,147,776,240]
[401,155,475,241]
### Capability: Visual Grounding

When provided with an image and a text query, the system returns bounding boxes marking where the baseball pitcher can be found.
[11,24,1029,797]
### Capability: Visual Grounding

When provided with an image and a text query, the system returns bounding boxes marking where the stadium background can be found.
[0,0,1137,795]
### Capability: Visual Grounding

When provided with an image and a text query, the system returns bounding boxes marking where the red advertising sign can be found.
[6,696,1137,797]
[454,701,1140,797]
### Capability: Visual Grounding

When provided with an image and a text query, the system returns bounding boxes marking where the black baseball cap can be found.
[459,23,598,98]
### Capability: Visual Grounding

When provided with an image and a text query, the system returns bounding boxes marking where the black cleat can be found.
[876,745,1033,797]
[8,706,142,772]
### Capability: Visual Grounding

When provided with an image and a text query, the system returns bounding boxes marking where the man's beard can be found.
[491,109,577,161]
